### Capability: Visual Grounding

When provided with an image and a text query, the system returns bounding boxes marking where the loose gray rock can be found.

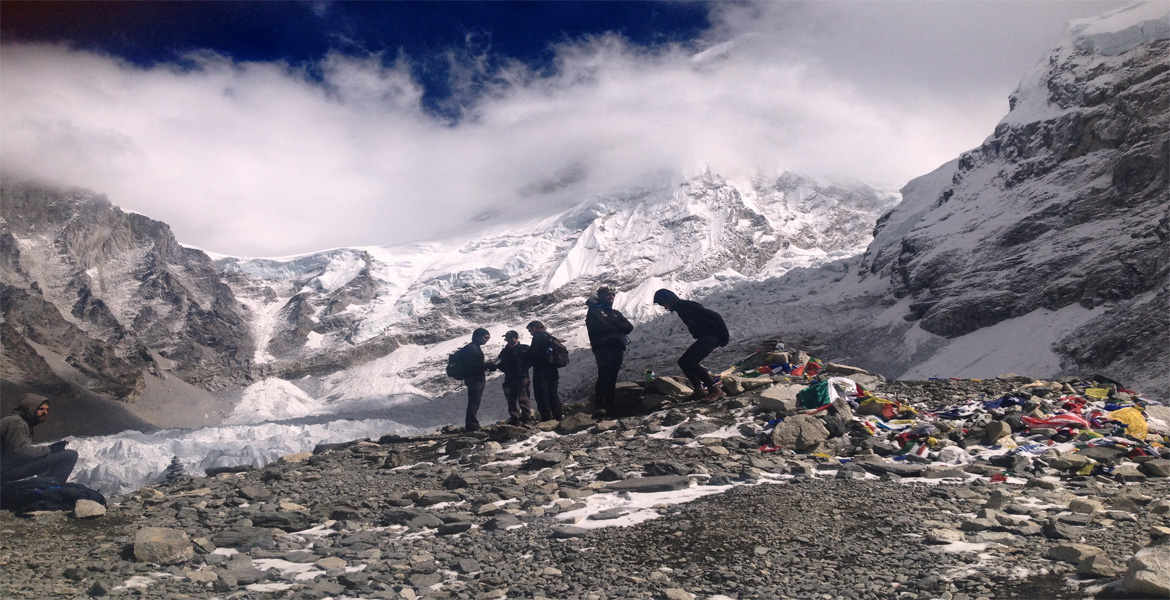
[1123,538,1170,597]
[549,525,589,539]
[73,499,106,519]
[1140,459,1170,478]
[1048,543,1103,564]
[770,414,829,450]
[134,527,193,565]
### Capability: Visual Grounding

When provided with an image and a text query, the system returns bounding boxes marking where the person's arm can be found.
[612,309,634,335]
[2,422,50,460]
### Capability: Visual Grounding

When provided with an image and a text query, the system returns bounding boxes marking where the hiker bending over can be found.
[454,328,495,432]
[526,320,564,422]
[1,394,78,484]
[497,330,535,426]
[653,289,730,403]
[585,286,634,419]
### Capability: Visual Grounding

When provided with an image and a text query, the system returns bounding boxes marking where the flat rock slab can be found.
[856,460,927,478]
[549,525,589,539]
[606,475,691,493]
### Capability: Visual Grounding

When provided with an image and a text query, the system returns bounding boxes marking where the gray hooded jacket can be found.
[0,395,51,472]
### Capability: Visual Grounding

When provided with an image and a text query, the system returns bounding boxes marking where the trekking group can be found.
[449,286,728,431]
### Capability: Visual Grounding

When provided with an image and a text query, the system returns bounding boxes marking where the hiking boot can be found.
[592,409,607,420]
[686,390,708,403]
[465,423,481,432]
[701,388,725,404]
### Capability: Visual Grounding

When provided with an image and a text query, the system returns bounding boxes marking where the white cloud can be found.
[0,1,1128,256]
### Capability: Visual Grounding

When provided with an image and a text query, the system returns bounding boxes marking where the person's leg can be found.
[679,336,720,392]
[594,348,622,409]
[518,378,534,421]
[45,449,78,483]
[531,374,553,421]
[548,373,563,420]
[593,351,610,409]
[0,450,79,484]
[465,380,485,430]
[503,381,521,422]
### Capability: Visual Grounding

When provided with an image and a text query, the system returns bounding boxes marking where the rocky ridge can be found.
[2,369,1168,599]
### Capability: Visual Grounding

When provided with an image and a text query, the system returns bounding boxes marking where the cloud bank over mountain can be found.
[0,1,1126,257]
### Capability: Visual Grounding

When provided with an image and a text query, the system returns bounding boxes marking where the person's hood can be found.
[14,394,48,427]
[585,297,598,308]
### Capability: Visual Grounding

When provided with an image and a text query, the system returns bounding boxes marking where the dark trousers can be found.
[679,336,720,392]
[593,347,625,409]
[503,378,533,421]
[465,379,486,429]
[1,449,79,484]
[531,370,563,421]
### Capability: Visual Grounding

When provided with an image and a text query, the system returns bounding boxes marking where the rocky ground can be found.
[2,373,1169,600]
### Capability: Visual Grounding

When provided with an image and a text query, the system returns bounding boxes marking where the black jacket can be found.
[527,331,559,375]
[496,343,531,383]
[671,300,729,346]
[585,298,634,351]
[456,342,490,383]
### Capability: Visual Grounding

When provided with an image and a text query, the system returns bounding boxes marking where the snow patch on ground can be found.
[900,304,1100,380]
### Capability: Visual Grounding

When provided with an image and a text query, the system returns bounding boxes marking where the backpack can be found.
[0,479,107,513]
[547,336,569,368]
[446,346,470,380]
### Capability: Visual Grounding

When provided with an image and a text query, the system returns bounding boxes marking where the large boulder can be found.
[757,384,801,412]
[134,527,193,565]
[1124,537,1170,597]
[770,415,829,450]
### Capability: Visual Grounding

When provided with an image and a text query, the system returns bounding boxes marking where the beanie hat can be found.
[653,289,680,306]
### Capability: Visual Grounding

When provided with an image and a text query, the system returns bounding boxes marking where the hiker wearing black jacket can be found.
[526,321,564,422]
[496,330,534,426]
[455,328,494,431]
[653,289,730,403]
[585,286,634,419]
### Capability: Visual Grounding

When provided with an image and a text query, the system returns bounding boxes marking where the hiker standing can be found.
[585,286,634,419]
[526,320,564,422]
[496,330,535,426]
[653,289,730,403]
[1,394,79,484]
[454,328,494,432]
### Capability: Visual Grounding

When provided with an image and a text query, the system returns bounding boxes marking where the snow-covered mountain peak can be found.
[1005,1,1168,125]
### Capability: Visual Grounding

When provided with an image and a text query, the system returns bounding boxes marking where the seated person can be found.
[1,394,78,484]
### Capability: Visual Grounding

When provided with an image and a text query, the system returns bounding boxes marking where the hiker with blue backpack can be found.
[526,320,565,422]
[653,289,730,403]
[1,394,78,484]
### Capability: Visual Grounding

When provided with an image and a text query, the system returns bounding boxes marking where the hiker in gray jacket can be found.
[1,394,78,483]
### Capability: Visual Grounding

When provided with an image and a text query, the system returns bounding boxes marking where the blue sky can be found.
[0,1,1131,256]
[1,1,710,121]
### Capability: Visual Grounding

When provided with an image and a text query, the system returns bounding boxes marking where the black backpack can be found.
[0,479,107,513]
[446,346,470,380]
[547,336,569,368]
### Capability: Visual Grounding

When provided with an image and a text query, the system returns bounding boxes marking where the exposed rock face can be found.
[0,181,255,409]
[859,5,1168,385]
